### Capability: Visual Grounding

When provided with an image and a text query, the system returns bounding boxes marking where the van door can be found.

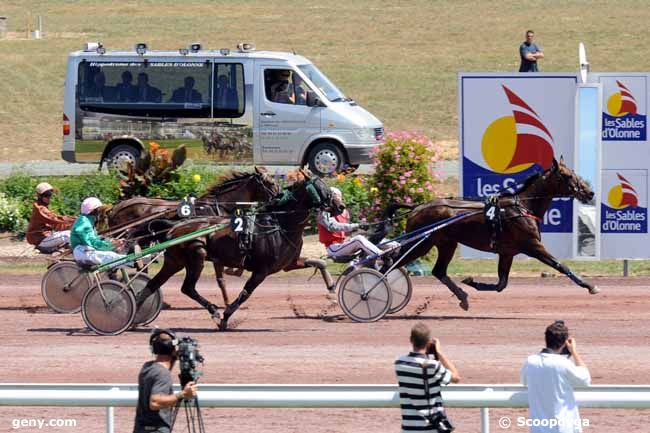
[255,63,321,164]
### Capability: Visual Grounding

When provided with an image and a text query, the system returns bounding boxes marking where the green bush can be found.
[0,193,26,233]
[146,166,223,199]
[368,131,442,226]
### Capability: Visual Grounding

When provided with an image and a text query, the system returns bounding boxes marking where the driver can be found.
[70,197,126,266]
[318,187,382,260]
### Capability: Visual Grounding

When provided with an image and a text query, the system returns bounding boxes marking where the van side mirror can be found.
[306,91,325,107]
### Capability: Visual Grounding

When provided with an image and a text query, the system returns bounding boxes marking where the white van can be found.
[61,42,384,175]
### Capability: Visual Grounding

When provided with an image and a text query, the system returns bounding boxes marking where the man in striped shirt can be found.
[395,323,461,432]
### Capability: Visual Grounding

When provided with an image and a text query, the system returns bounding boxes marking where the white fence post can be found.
[106,386,119,433]
[480,407,490,433]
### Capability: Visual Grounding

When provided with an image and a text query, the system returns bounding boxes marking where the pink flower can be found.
[404,171,412,178]
[387,188,393,193]
[405,196,412,204]
[411,178,418,183]
[426,184,434,190]
[399,180,406,185]
[399,175,405,180]
[417,187,424,193]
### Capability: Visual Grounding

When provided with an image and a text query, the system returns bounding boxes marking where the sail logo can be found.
[601,171,647,233]
[602,78,646,141]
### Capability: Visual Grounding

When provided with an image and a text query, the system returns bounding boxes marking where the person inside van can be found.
[136,73,162,103]
[86,71,109,101]
[215,75,238,110]
[116,71,138,102]
[269,70,295,104]
[170,76,202,103]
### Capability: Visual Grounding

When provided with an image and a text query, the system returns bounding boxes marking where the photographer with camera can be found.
[133,329,197,433]
[520,320,591,433]
[394,323,461,433]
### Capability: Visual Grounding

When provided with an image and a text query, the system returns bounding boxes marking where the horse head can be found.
[290,169,340,215]
[550,156,594,204]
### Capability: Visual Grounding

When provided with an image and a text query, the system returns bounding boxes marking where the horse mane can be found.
[501,171,543,197]
[203,170,256,196]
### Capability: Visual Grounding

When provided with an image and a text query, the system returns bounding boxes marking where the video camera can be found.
[177,336,204,386]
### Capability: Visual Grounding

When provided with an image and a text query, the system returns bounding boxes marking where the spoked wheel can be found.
[81,280,136,336]
[338,268,392,322]
[387,267,413,314]
[41,262,92,313]
[130,274,163,326]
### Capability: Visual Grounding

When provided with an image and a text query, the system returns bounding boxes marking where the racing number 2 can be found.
[232,217,244,232]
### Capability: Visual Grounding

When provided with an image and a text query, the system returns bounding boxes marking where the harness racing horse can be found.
[104,168,280,306]
[137,170,340,330]
[392,157,597,310]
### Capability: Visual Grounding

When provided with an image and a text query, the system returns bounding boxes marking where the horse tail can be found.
[367,202,415,244]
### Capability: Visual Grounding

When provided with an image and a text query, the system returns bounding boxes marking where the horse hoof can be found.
[461,277,474,285]
[218,320,228,331]
[589,286,600,295]
[210,310,221,322]
[459,299,470,311]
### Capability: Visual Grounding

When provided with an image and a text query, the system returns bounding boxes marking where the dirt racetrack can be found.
[0,272,649,433]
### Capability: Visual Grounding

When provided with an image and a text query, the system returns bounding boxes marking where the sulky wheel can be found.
[41,261,93,313]
[387,267,413,314]
[338,268,392,323]
[81,280,136,336]
[130,274,163,326]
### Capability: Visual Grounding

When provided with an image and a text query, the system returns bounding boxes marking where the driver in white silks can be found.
[317,187,384,260]
[70,197,127,266]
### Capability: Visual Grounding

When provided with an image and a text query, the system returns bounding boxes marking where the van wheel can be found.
[105,145,140,171]
[307,142,345,176]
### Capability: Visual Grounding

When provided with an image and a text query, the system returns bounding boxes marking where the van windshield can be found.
[298,64,346,102]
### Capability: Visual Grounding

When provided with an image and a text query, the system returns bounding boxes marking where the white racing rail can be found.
[1,384,649,433]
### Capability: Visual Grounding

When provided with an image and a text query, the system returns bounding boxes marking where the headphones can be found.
[150,328,179,356]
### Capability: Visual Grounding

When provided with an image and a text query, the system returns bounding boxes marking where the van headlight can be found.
[353,128,375,141]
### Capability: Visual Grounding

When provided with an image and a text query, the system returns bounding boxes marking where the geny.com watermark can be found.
[11,418,77,430]
[498,416,590,429]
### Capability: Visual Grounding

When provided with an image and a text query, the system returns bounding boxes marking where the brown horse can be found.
[392,158,598,310]
[105,167,280,306]
[136,170,340,330]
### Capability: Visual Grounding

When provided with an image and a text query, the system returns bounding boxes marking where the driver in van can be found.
[270,70,295,104]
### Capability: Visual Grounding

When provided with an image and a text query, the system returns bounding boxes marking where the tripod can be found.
[170,375,205,433]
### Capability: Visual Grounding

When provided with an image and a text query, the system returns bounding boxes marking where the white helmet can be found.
[81,197,103,215]
[36,182,54,195]
[330,187,342,198]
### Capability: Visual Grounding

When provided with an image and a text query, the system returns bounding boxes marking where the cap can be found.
[36,182,55,195]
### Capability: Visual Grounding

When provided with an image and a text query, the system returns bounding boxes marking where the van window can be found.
[214,63,245,117]
[264,69,308,106]
[298,63,345,102]
[77,61,212,117]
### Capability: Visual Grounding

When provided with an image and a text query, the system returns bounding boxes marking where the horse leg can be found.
[213,262,230,306]
[287,256,336,293]
[525,242,599,294]
[135,255,183,306]
[462,254,513,292]
[219,271,268,331]
[180,243,221,320]
[433,242,469,310]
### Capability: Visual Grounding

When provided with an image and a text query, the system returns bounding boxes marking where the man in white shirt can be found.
[520,321,591,433]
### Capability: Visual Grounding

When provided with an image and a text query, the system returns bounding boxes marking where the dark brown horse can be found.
[105,167,280,306]
[392,158,598,310]
[137,170,340,330]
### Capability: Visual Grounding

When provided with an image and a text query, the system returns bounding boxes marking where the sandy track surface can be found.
[0,273,649,432]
